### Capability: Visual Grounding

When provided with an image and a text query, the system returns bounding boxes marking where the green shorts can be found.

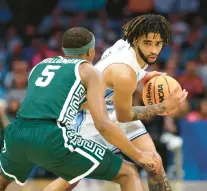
[0,118,122,186]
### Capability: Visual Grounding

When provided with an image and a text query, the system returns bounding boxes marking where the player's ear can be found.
[87,50,90,56]
[88,48,94,56]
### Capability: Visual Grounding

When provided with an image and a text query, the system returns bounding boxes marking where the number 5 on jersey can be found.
[35,65,61,87]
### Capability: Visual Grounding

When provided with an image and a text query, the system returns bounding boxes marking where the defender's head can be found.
[62,27,95,62]
[123,14,171,66]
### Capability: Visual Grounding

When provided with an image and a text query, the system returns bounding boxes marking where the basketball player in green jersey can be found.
[0,27,162,191]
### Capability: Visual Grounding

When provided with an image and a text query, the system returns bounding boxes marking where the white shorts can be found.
[73,110,147,152]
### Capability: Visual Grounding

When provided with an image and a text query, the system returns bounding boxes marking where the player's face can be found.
[135,33,163,65]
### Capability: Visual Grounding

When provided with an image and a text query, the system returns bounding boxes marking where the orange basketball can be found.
[142,75,182,116]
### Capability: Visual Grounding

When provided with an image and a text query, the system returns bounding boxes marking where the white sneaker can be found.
[160,133,183,150]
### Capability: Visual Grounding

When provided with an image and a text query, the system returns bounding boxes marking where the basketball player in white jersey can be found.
[45,14,188,191]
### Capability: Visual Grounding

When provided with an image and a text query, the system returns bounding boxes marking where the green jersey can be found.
[18,56,87,127]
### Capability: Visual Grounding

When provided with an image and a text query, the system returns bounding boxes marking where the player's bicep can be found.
[113,76,137,122]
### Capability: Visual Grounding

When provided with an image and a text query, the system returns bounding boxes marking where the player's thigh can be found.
[45,122,123,184]
[0,123,34,186]
[132,133,157,153]
[112,160,139,183]
[60,147,123,184]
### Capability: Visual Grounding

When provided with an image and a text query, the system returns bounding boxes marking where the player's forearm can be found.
[97,121,141,162]
[132,102,166,121]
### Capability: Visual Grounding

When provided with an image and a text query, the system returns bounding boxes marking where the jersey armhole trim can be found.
[75,60,89,81]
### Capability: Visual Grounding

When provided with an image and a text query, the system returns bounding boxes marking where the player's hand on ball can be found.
[138,151,161,171]
[141,71,166,85]
[163,87,188,112]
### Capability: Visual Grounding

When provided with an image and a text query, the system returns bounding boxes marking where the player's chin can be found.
[146,57,157,65]
[147,60,157,65]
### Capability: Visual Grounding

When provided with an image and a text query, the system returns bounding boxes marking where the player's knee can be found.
[0,173,12,191]
[144,152,163,174]
[124,161,139,177]
[113,160,139,184]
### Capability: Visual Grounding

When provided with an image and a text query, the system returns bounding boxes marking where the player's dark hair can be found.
[62,27,93,48]
[123,14,171,46]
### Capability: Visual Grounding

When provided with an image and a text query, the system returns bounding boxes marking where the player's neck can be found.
[64,54,89,61]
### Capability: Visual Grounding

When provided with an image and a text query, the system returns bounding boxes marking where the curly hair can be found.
[123,14,171,46]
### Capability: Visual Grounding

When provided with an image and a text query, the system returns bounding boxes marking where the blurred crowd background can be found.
[0,0,206,182]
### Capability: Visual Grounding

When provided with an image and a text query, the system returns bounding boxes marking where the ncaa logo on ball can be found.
[158,84,164,102]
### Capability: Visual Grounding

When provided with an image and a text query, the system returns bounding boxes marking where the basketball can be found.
[142,75,182,115]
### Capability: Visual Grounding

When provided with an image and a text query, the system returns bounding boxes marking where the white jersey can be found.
[96,39,147,77]
[72,39,147,151]
[95,39,147,113]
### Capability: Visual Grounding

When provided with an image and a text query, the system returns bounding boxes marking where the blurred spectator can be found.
[4,60,29,89]
[177,60,204,100]
[106,0,127,20]
[154,0,200,14]
[5,42,29,71]
[38,8,67,34]
[179,33,201,69]
[24,37,43,63]
[6,73,27,103]
[164,59,179,77]
[0,58,6,98]
[127,0,153,14]
[58,0,105,12]
[31,42,61,67]
[186,98,207,122]
[24,24,37,46]
[170,14,190,47]
[5,25,22,52]
[197,48,207,91]
[48,29,63,54]
[6,99,20,121]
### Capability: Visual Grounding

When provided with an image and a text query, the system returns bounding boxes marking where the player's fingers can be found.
[150,159,158,169]
[179,91,188,103]
[178,89,185,98]
[171,86,180,94]
[178,89,187,99]
[153,153,162,172]
[154,162,161,173]
[153,155,160,163]
[150,163,157,171]
[145,163,155,171]
[152,158,160,170]
[153,71,166,76]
